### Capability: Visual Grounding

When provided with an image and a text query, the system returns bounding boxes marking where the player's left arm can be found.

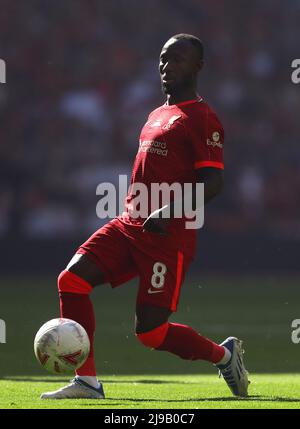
[196,167,224,204]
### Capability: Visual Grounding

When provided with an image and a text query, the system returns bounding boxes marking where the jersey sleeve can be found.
[188,107,224,170]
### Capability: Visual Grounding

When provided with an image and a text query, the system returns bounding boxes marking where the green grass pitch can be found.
[1,275,300,408]
[1,375,300,409]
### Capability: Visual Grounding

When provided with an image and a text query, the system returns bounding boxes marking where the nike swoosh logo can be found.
[147,288,164,294]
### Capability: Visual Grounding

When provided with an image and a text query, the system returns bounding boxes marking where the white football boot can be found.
[40,377,105,399]
[215,336,250,397]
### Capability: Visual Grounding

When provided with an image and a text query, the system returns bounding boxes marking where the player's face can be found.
[159,38,200,95]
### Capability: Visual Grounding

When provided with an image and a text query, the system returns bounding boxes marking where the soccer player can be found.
[41,34,249,399]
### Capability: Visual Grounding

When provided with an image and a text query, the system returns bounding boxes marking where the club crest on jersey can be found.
[162,115,182,130]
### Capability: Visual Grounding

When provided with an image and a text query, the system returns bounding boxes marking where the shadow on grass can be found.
[1,378,70,383]
[0,378,196,385]
[101,395,300,404]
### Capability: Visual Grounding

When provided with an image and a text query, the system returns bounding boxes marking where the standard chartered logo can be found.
[138,140,168,157]
[0,319,6,343]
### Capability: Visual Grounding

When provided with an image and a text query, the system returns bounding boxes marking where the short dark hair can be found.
[171,33,204,61]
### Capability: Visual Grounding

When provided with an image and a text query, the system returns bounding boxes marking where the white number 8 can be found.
[151,262,167,289]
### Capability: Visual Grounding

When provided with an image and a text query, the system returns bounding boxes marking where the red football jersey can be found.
[118,97,224,252]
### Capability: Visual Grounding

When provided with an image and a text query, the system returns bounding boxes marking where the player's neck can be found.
[166,90,199,106]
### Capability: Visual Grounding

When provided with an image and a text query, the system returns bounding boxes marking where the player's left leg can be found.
[134,247,228,362]
[134,243,224,356]
[136,308,249,397]
[135,303,228,364]
[134,247,249,397]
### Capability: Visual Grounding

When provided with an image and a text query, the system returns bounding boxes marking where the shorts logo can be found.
[207,131,223,148]
[147,288,164,294]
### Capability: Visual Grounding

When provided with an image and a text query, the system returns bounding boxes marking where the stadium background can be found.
[0,0,299,377]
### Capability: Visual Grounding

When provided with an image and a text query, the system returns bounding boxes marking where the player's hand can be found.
[142,209,170,235]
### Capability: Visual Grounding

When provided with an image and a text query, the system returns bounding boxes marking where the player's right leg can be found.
[131,233,249,398]
[41,220,137,400]
[40,254,106,399]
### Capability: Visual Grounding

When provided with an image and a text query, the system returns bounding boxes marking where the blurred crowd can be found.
[1,0,300,241]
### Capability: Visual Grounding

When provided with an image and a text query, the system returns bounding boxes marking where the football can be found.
[34,318,90,374]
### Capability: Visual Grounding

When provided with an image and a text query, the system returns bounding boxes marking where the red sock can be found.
[59,292,96,376]
[157,322,225,363]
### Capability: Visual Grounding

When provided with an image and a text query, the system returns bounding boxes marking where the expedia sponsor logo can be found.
[138,140,168,156]
[207,131,223,148]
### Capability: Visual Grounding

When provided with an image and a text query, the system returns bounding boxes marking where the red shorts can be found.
[77,218,195,312]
